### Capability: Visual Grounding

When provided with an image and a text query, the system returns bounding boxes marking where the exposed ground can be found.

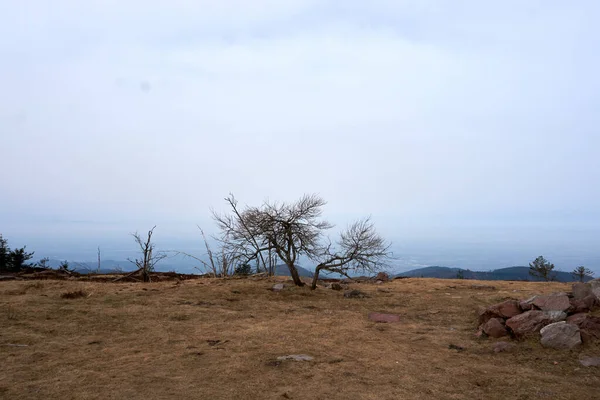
[1,277,599,399]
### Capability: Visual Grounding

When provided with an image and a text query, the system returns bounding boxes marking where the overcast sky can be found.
[1,1,599,267]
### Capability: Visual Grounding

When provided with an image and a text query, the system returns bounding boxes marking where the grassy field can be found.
[1,277,599,399]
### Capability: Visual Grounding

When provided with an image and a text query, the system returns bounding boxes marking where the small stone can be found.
[276,354,314,361]
[375,272,390,282]
[368,312,401,323]
[330,283,343,291]
[579,356,600,367]
[540,321,581,349]
[492,342,517,353]
[271,283,284,292]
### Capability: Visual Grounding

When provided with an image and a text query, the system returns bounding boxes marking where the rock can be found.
[566,313,600,344]
[568,295,597,314]
[375,280,384,285]
[579,356,600,367]
[482,318,509,338]
[519,296,537,311]
[368,312,401,323]
[540,321,581,349]
[375,272,390,282]
[276,354,314,361]
[344,289,367,299]
[506,310,567,337]
[271,283,284,292]
[531,293,571,312]
[478,300,522,325]
[572,282,593,300]
[590,279,600,301]
[567,313,589,325]
[330,283,343,291]
[493,342,517,353]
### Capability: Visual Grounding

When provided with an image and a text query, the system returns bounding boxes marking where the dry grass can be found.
[1,277,599,399]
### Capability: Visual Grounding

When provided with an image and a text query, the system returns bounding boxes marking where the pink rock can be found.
[566,314,600,344]
[506,310,566,337]
[568,295,597,314]
[483,318,508,338]
[478,300,522,325]
[368,312,400,323]
[531,293,571,312]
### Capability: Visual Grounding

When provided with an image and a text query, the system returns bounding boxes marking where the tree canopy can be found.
[213,194,391,287]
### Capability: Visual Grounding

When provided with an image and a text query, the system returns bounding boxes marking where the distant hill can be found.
[274,264,313,278]
[396,266,593,282]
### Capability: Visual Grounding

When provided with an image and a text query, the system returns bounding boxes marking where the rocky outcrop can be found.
[539,322,581,349]
[505,310,567,337]
[476,283,600,350]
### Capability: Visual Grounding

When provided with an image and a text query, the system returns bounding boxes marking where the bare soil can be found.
[1,277,599,399]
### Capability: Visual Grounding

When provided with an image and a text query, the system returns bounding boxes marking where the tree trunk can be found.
[310,265,323,290]
[142,267,151,282]
[287,262,305,286]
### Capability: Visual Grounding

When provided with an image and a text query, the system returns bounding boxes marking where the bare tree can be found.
[310,217,390,289]
[213,194,391,287]
[212,194,269,274]
[127,226,167,282]
[176,226,240,277]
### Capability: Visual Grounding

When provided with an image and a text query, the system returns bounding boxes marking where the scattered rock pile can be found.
[476,279,600,349]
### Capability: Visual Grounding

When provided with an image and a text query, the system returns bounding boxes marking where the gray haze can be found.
[1,1,599,273]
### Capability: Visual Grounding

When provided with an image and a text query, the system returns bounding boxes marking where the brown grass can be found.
[1,277,599,399]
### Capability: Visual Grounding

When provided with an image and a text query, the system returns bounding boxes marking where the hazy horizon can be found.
[2,1,599,274]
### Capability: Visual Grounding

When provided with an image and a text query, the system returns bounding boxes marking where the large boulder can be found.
[506,310,567,337]
[478,300,522,325]
[572,282,593,300]
[568,295,598,314]
[531,293,570,312]
[590,279,600,301]
[566,313,600,344]
[540,321,581,349]
[482,318,508,338]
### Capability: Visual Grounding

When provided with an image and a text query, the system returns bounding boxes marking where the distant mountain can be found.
[274,264,313,278]
[396,266,593,282]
